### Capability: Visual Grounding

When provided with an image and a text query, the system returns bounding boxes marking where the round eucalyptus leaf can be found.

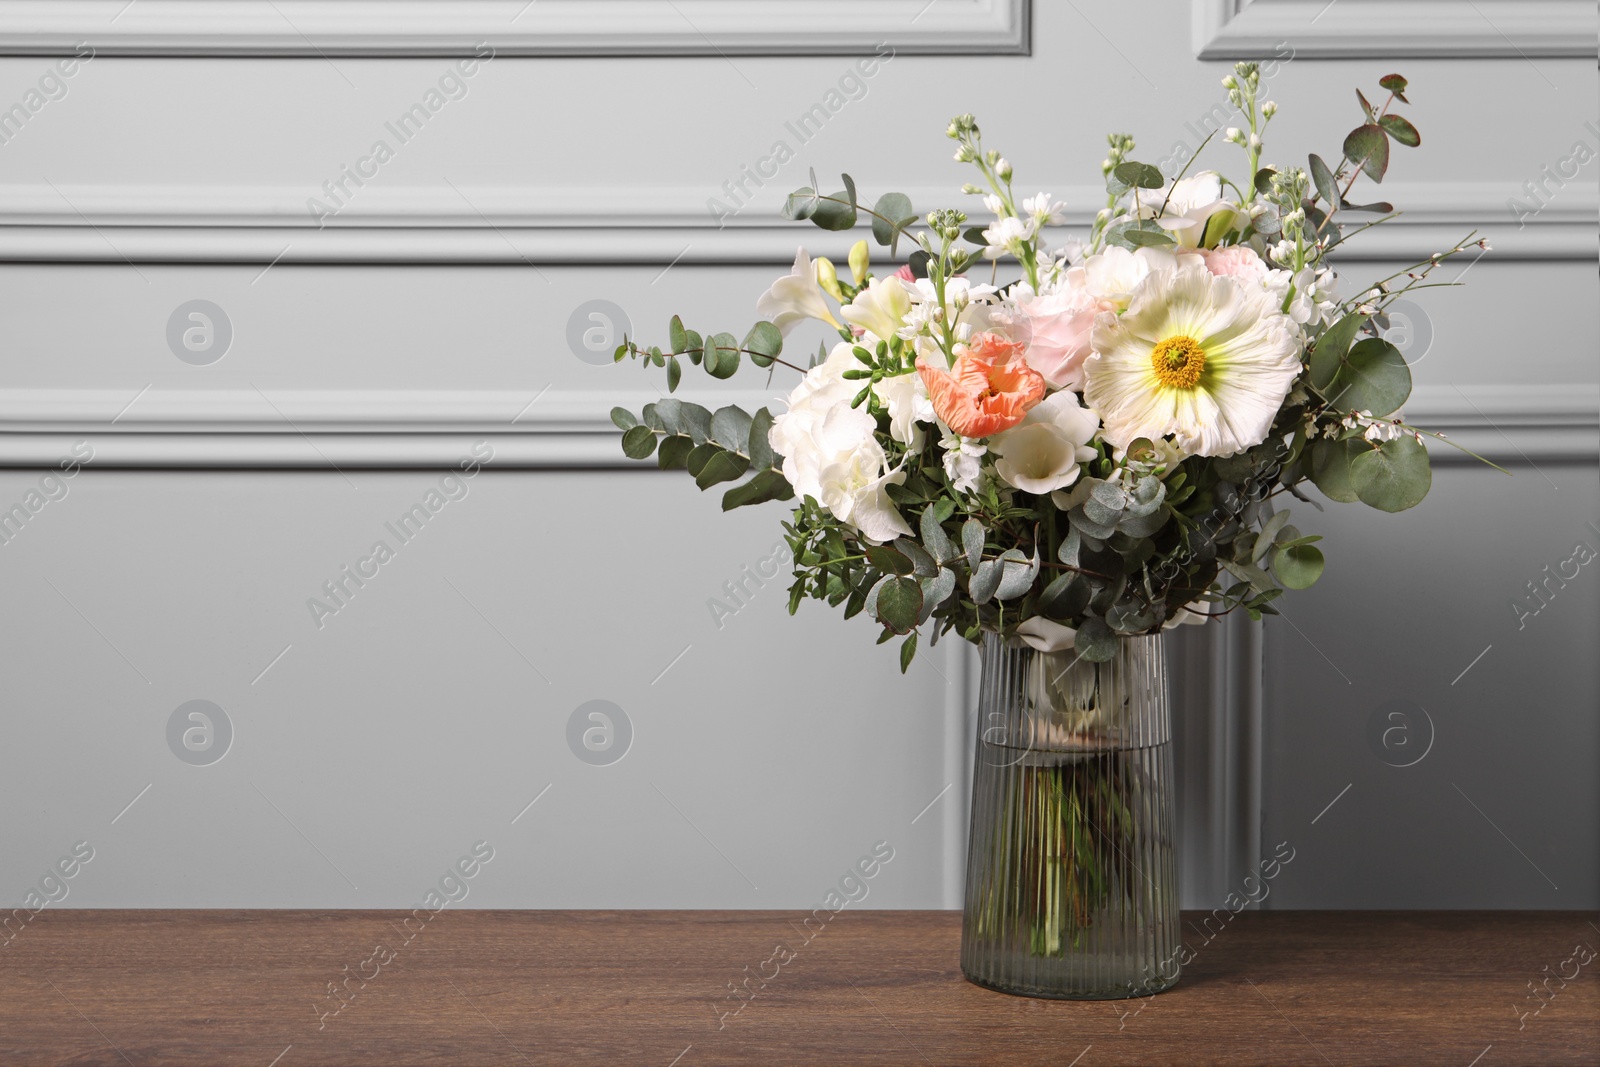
[1351,435,1431,513]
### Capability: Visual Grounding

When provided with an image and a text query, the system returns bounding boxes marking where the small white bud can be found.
[1248,133,1263,149]
[1261,100,1278,118]
[1221,74,1238,89]
[995,157,1013,181]
[1224,127,1244,144]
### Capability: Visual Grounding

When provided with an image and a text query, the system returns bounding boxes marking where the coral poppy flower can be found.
[916,333,1047,439]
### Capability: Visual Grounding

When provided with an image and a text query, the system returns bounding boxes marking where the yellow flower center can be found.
[1150,335,1206,389]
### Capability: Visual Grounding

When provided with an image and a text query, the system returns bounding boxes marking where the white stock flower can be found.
[939,433,987,493]
[840,275,913,343]
[756,248,841,336]
[769,343,912,542]
[981,215,1035,260]
[1021,192,1066,226]
[872,370,934,450]
[1084,255,1301,458]
[903,277,1000,339]
[989,390,1101,495]
[1264,266,1339,329]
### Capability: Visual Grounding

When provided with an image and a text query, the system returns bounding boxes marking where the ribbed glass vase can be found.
[961,632,1180,999]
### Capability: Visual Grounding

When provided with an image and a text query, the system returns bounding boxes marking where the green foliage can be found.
[1103,218,1173,250]
[1273,543,1325,589]
[743,322,783,367]
[871,192,917,253]
[1309,437,1363,503]
[722,470,793,511]
[1308,153,1339,205]
[1378,114,1420,148]
[1343,124,1390,182]
[1075,618,1117,662]
[620,425,656,460]
[1112,161,1165,190]
[1351,435,1431,512]
[1330,337,1411,416]
[1308,312,1368,390]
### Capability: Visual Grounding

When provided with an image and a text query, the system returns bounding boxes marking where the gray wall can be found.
[0,0,1594,912]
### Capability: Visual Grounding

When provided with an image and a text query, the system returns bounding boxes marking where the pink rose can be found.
[1199,245,1269,285]
[894,264,916,282]
[1017,280,1101,390]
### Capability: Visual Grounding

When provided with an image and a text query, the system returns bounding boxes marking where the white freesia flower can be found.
[1016,616,1078,653]
[940,433,987,493]
[840,275,913,343]
[768,343,911,542]
[1163,606,1214,629]
[1084,255,1300,458]
[989,390,1101,495]
[756,248,841,336]
[872,370,934,450]
[1135,171,1240,248]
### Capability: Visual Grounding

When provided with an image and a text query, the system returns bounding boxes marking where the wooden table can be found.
[1,910,1594,1065]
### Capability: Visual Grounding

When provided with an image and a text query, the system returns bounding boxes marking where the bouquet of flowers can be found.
[612,64,1491,672]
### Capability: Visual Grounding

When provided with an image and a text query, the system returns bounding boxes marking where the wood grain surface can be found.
[0,910,1595,1065]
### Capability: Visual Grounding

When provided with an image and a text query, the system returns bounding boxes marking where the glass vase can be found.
[961,632,1180,999]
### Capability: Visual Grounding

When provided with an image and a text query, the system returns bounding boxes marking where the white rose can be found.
[1077,245,1158,312]
[989,390,1101,495]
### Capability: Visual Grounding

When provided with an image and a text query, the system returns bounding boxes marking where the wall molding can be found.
[0,181,1589,264]
[1194,0,1597,60]
[1,384,1592,468]
[0,0,1029,56]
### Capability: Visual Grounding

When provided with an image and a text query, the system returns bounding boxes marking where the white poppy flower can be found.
[1084,256,1300,458]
